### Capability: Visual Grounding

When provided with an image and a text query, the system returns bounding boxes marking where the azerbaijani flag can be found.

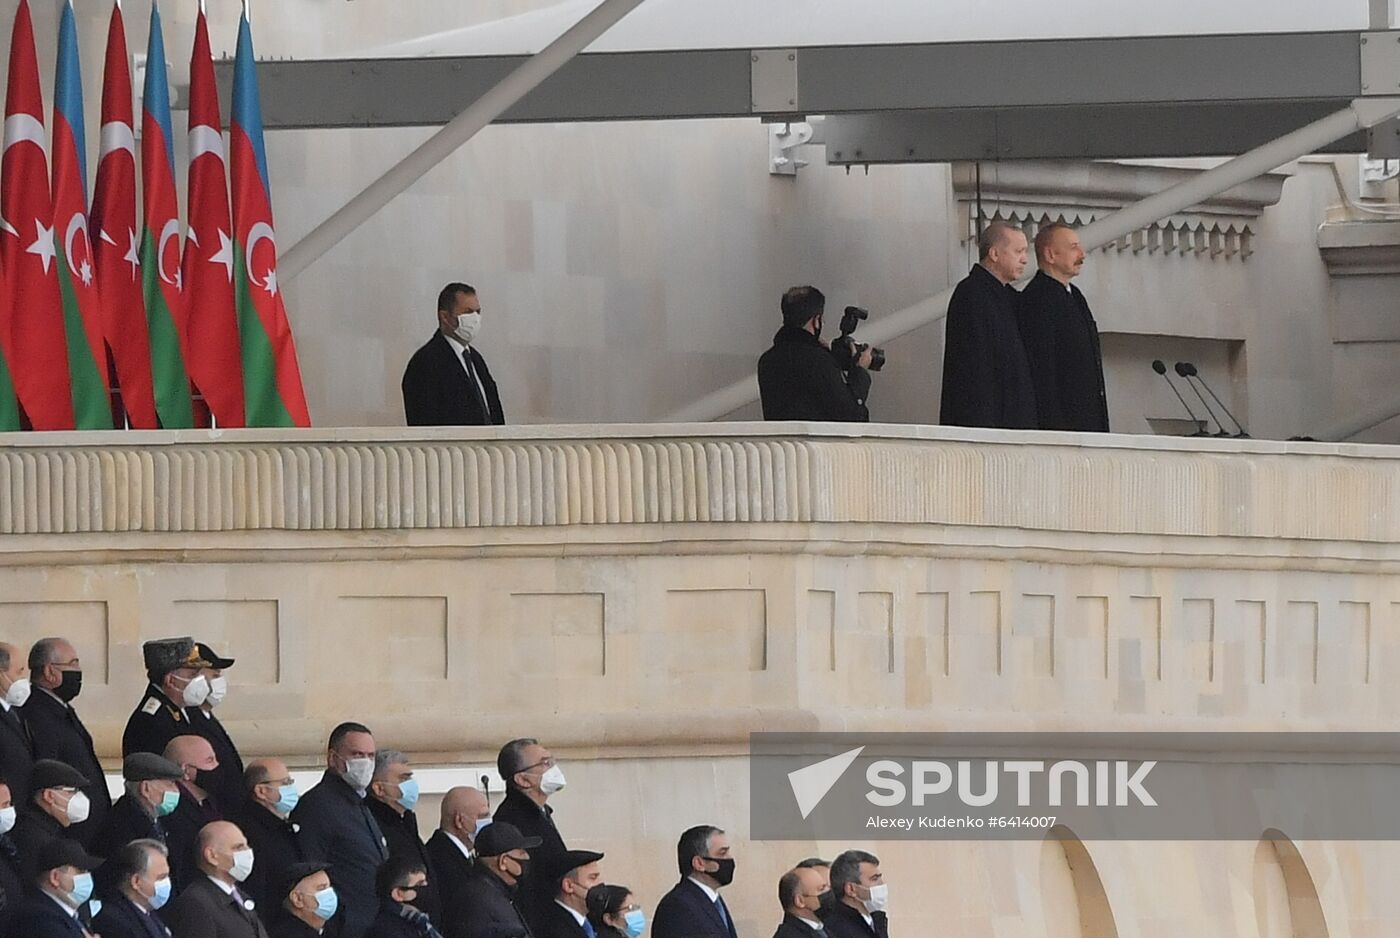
[52,0,113,429]
[183,6,245,427]
[231,7,310,427]
[1,0,74,430]
[91,0,158,429]
[140,2,193,428]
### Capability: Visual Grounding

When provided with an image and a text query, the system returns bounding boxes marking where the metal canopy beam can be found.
[219,31,1368,131]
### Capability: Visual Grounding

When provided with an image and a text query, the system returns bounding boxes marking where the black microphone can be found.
[481,773,492,806]
[1153,360,1208,436]
[1176,361,1248,438]
[1174,362,1228,436]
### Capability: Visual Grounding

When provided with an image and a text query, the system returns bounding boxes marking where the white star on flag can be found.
[210,230,235,283]
[123,229,140,279]
[26,220,56,274]
[263,268,278,297]
[79,259,93,286]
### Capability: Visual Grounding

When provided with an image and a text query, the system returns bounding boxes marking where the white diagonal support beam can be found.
[667,98,1400,423]
[279,0,648,283]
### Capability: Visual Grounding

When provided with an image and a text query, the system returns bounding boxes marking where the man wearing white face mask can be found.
[164,820,269,938]
[185,642,247,814]
[293,722,389,938]
[0,643,35,807]
[123,638,216,764]
[93,839,176,938]
[367,750,441,924]
[12,837,104,938]
[823,851,889,938]
[427,785,491,913]
[494,738,569,928]
[15,760,92,875]
[0,779,26,935]
[402,282,507,427]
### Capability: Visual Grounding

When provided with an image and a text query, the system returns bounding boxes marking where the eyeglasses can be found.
[617,904,643,914]
[519,757,556,772]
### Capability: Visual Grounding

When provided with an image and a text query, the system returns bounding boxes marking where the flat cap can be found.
[474,822,542,857]
[273,861,331,904]
[194,641,235,669]
[123,752,183,782]
[543,849,604,883]
[30,759,89,791]
[33,837,103,874]
[142,637,212,677]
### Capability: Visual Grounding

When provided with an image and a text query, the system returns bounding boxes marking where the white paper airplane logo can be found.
[788,747,865,819]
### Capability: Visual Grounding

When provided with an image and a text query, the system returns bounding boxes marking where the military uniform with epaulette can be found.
[121,638,213,759]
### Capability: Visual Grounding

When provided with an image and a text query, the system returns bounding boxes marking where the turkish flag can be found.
[183,9,245,427]
[1,0,74,430]
[90,1,158,428]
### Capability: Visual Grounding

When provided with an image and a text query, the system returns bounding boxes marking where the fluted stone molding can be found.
[1,424,1398,544]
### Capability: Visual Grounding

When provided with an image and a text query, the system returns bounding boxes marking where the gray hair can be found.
[112,839,168,882]
[498,738,539,788]
[27,638,64,674]
[830,849,880,898]
[374,749,409,780]
[977,220,1025,260]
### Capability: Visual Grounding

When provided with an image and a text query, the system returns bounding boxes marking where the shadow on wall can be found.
[1040,826,1119,938]
[1255,829,1329,938]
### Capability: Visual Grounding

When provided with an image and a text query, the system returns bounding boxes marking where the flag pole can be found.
[280,0,646,283]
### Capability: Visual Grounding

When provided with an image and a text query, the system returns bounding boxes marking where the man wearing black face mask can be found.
[20,639,110,846]
[758,286,872,422]
[653,825,738,938]
[445,822,540,938]
[773,867,833,938]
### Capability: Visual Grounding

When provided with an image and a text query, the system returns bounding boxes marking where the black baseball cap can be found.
[474,822,542,857]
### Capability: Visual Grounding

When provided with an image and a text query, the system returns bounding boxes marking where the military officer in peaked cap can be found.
[122,638,214,761]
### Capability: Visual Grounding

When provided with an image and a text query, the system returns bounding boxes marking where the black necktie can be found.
[462,349,489,419]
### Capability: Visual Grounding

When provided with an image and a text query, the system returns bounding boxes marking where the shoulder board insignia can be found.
[141,697,161,716]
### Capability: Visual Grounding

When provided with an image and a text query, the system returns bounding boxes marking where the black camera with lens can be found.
[829,306,886,372]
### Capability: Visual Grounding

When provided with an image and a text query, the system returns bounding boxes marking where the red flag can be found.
[183,9,245,427]
[90,1,158,428]
[1,0,74,430]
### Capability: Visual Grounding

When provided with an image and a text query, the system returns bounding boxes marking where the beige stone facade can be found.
[1,424,1397,935]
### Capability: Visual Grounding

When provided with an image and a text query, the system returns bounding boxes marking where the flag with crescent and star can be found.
[91,0,158,429]
[231,6,310,428]
[1,0,75,430]
[184,5,245,428]
[140,1,194,428]
[52,0,113,430]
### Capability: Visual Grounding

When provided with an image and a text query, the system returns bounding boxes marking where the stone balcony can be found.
[3,423,1397,936]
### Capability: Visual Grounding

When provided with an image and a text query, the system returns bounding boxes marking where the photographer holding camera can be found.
[758,286,882,422]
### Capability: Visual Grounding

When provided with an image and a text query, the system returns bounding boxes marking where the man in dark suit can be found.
[822,851,888,938]
[0,643,35,805]
[93,838,175,938]
[652,825,738,938]
[758,286,873,422]
[444,822,539,938]
[402,282,506,427]
[939,221,1038,429]
[1017,222,1110,432]
[531,850,603,938]
[235,758,306,926]
[772,866,832,938]
[493,739,567,928]
[15,760,93,874]
[93,753,184,859]
[264,861,335,938]
[23,638,111,846]
[163,736,227,893]
[367,750,440,924]
[427,786,490,915]
[162,820,269,938]
[122,638,215,763]
[11,836,104,938]
[185,643,246,814]
[0,779,27,935]
[292,722,388,938]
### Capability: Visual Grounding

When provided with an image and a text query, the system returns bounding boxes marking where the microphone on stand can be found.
[1175,362,1228,436]
[1153,360,1209,436]
[1176,361,1248,438]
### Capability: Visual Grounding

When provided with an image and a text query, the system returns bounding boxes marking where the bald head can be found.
[196,821,250,879]
[440,786,491,841]
[165,735,217,784]
[781,866,830,920]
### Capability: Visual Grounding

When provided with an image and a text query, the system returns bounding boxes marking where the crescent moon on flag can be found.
[245,222,276,288]
[98,121,135,161]
[3,114,45,155]
[188,125,225,163]
[157,219,181,285]
[64,213,89,279]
